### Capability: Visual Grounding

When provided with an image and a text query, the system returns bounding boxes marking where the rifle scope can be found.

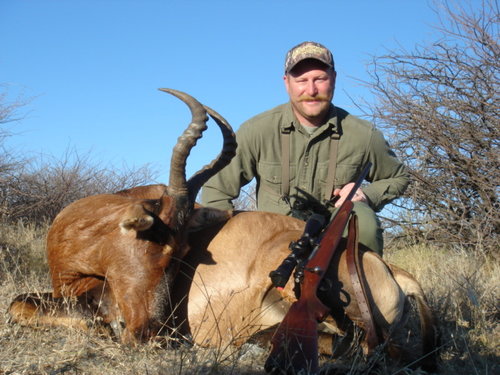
[269,214,325,288]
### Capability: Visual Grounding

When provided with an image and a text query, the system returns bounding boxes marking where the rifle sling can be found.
[280,128,290,202]
[324,132,340,201]
[346,214,379,353]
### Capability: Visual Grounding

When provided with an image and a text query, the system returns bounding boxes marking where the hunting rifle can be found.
[265,162,372,375]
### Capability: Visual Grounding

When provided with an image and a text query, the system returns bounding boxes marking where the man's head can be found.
[283,41,336,127]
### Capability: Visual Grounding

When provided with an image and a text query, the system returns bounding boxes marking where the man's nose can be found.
[305,80,318,96]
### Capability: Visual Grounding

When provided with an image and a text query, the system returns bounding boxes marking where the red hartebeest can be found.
[8,89,237,344]
[8,91,438,371]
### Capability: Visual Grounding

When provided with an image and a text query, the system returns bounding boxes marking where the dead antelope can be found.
[8,88,237,344]
[10,184,437,372]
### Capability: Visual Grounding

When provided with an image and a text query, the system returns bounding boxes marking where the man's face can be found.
[284,59,336,127]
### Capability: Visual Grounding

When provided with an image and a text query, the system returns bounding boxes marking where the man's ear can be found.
[185,207,232,233]
[283,73,290,94]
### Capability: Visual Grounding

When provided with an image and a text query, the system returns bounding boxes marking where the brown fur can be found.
[171,210,438,371]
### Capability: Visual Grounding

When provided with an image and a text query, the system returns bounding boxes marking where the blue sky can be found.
[2,1,455,183]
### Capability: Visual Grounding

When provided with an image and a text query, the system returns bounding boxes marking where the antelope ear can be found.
[185,207,232,233]
[119,204,155,233]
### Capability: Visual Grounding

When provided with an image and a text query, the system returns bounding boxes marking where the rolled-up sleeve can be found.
[362,129,409,211]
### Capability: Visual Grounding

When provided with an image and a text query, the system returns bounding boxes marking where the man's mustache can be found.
[298,95,330,102]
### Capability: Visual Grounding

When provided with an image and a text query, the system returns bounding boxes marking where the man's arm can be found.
[201,122,257,209]
[359,129,409,212]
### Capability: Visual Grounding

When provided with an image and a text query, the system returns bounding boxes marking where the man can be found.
[201,41,409,255]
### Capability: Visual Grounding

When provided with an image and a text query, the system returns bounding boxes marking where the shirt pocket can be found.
[319,153,364,190]
[258,161,284,197]
[334,163,363,188]
[257,161,296,211]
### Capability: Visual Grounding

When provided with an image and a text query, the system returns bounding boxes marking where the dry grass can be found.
[1,221,498,374]
[385,244,499,375]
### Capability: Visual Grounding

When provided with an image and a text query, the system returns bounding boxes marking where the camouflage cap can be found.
[284,41,334,73]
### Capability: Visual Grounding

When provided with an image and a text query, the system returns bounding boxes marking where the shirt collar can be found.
[281,102,340,135]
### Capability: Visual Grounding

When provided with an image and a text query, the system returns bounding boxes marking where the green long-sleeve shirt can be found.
[201,102,408,215]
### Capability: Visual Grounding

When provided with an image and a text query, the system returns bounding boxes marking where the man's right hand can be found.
[332,182,367,207]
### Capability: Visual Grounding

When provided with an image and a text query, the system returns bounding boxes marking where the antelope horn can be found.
[160,88,237,206]
[160,88,206,200]
[186,104,237,203]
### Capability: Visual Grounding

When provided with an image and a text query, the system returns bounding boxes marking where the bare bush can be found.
[361,0,499,252]
[0,85,29,179]
[0,84,31,129]
[0,84,159,224]
[233,182,258,211]
[0,151,157,224]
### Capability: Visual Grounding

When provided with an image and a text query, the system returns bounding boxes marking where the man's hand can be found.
[332,182,367,207]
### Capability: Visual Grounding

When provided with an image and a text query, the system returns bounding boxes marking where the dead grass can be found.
[385,244,499,374]
[1,221,498,374]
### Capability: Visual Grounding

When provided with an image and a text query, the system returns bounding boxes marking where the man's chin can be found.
[301,104,329,118]
[291,102,330,124]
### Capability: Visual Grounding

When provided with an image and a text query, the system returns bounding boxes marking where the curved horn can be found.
[186,105,237,203]
[160,88,208,199]
[160,88,237,206]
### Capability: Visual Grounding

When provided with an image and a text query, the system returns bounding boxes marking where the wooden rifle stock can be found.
[264,162,372,374]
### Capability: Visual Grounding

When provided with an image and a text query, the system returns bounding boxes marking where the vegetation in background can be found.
[361,0,499,253]
[0,87,157,225]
